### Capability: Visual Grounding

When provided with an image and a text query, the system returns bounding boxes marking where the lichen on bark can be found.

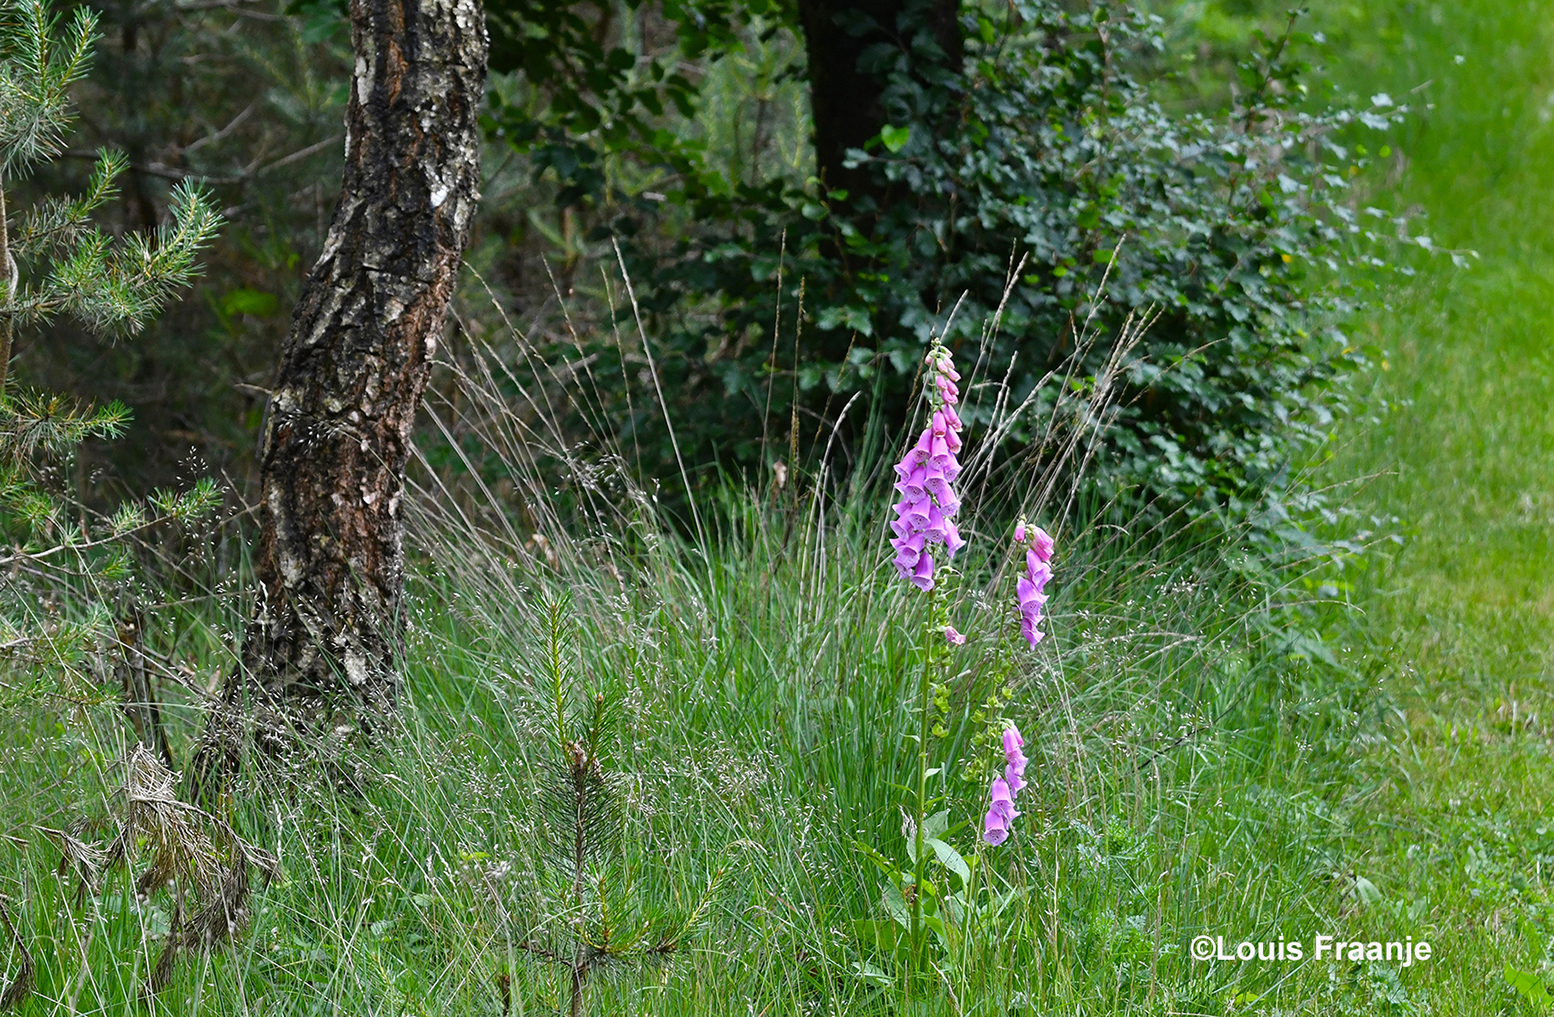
[192,0,488,799]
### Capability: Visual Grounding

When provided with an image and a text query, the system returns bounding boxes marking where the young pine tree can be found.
[0,0,220,676]
[515,597,722,1017]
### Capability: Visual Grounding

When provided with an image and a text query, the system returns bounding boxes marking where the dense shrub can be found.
[574,2,1408,529]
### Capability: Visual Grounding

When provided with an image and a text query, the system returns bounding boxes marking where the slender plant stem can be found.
[0,179,13,396]
[964,839,984,998]
[909,587,936,997]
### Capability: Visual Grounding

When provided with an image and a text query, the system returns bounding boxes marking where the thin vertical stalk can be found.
[0,180,14,396]
[569,746,589,1017]
[908,588,936,999]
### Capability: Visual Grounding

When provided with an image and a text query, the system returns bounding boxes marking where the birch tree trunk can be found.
[192,0,486,797]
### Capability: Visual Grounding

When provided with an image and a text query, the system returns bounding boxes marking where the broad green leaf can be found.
[1505,967,1554,1007]
[851,961,892,989]
[853,839,901,880]
[881,881,909,929]
[221,288,280,318]
[927,837,971,887]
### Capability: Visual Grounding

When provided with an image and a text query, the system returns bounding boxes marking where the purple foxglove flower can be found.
[928,431,951,464]
[945,626,966,646]
[1002,725,1024,757]
[897,497,931,531]
[1020,614,1045,646]
[891,532,925,571]
[1005,762,1026,797]
[1003,724,1029,796]
[983,774,1020,846]
[1006,752,1028,793]
[1017,544,1054,648]
[924,472,956,508]
[1017,576,1049,617]
[910,551,935,591]
[1014,521,1026,543]
[896,466,928,503]
[988,777,1019,822]
[889,347,967,587]
[925,502,951,536]
[982,809,1009,846]
[942,518,965,555]
[1030,526,1055,563]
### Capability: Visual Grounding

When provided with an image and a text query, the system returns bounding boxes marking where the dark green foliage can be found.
[606,3,1404,529]
[483,0,776,208]
[24,0,1408,545]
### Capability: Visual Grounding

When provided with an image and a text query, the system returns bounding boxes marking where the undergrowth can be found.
[0,259,1406,1014]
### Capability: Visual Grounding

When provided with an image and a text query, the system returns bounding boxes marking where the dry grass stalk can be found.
[40,745,280,996]
[0,896,33,1012]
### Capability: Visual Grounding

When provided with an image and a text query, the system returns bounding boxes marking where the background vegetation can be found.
[2,0,1552,1014]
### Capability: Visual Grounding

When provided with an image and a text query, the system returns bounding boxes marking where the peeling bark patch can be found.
[192,0,486,796]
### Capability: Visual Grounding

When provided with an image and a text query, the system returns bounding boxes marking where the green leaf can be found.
[219,288,279,318]
[853,839,901,881]
[851,960,892,988]
[879,124,910,153]
[927,837,971,887]
[852,920,906,961]
[1505,967,1554,1007]
[815,304,873,337]
[881,881,909,928]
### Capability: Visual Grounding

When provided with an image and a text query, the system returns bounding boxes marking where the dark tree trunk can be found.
[794,0,960,367]
[795,0,962,204]
[192,0,486,797]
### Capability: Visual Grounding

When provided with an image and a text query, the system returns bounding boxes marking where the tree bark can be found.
[795,0,962,204]
[192,0,486,798]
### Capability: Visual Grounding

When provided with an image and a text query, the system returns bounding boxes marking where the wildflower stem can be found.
[909,587,935,994]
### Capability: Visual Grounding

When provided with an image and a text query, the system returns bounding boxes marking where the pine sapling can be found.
[0,0,221,681]
[516,598,721,1017]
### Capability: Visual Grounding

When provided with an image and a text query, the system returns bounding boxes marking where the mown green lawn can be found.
[1310,0,1554,1010]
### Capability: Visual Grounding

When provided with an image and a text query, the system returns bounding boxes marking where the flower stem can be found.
[909,588,935,995]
